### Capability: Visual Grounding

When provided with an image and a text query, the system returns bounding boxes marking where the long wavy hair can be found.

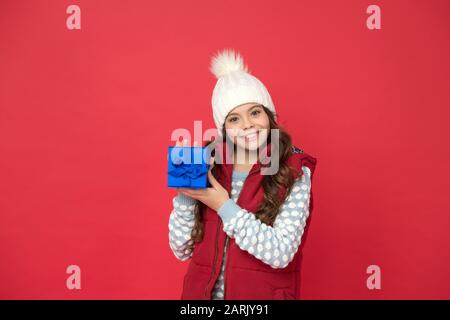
[187,105,300,251]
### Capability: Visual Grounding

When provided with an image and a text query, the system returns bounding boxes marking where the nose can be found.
[241,115,254,130]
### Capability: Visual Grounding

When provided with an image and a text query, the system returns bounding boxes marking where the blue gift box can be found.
[168,146,211,188]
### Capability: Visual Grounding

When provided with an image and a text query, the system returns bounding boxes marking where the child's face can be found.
[224,103,270,152]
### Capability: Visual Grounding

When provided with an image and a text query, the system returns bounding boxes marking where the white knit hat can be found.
[210,49,276,137]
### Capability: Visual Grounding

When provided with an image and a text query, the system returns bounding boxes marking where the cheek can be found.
[256,117,270,129]
[224,125,239,140]
[259,129,269,140]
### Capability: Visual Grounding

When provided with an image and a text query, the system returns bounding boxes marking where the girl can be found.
[168,49,317,300]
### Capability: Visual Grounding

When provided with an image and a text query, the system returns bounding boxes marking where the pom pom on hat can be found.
[210,48,276,137]
[210,49,249,79]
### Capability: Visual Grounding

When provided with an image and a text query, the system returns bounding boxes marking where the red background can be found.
[1,0,449,299]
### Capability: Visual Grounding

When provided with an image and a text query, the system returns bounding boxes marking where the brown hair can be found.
[187,105,300,251]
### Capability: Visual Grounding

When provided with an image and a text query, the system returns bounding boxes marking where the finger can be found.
[178,187,192,194]
[180,188,206,197]
[178,188,196,199]
[207,170,221,190]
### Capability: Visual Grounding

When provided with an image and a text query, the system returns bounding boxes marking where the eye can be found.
[228,117,238,123]
[251,109,261,116]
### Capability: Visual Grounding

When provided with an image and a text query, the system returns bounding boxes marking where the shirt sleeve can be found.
[168,193,197,261]
[217,166,312,269]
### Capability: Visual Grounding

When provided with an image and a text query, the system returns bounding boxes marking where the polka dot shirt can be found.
[168,165,312,300]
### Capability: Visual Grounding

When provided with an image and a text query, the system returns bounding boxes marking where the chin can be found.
[238,143,259,152]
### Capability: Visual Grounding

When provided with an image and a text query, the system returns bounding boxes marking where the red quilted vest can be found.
[181,141,317,300]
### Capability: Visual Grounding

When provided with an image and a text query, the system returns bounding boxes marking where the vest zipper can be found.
[203,219,222,299]
[221,168,257,299]
[223,236,230,299]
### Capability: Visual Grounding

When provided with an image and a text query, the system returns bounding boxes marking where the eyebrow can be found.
[226,104,263,118]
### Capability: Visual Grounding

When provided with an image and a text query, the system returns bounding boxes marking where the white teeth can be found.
[244,132,258,141]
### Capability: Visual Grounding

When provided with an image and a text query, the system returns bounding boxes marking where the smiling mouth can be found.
[242,131,259,142]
